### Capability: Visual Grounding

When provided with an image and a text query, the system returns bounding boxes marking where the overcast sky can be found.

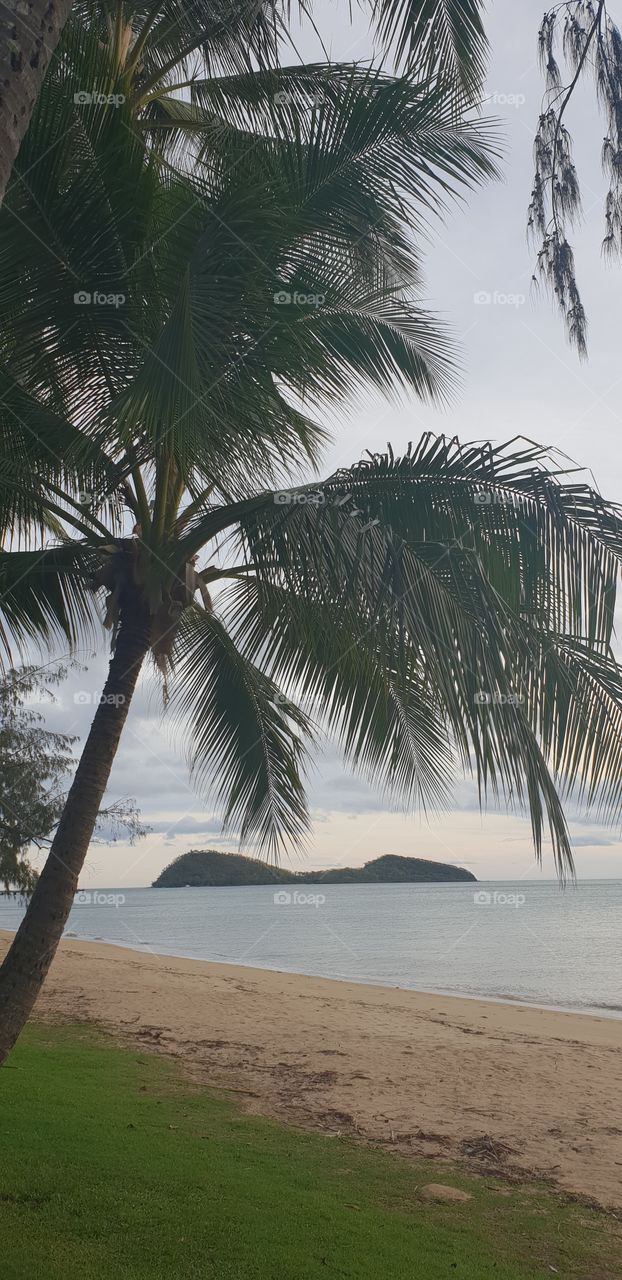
[27,0,622,886]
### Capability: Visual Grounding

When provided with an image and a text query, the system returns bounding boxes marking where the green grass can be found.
[0,1025,620,1279]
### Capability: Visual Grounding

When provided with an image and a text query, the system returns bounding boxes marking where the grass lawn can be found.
[0,1024,620,1279]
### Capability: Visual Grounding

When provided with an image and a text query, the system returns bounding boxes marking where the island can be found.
[152,850,476,887]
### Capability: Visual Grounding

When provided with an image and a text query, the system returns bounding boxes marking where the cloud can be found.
[149,816,225,837]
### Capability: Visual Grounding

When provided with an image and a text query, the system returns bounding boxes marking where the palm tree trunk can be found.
[0,0,75,203]
[0,600,150,1064]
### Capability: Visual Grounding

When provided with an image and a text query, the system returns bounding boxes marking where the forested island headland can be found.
[152,850,476,887]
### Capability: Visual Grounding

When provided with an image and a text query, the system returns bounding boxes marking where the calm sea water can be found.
[1,880,621,1017]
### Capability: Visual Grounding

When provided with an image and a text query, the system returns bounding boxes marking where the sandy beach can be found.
[2,930,621,1210]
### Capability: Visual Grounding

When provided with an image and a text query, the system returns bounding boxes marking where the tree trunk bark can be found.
[0,600,150,1064]
[0,0,75,204]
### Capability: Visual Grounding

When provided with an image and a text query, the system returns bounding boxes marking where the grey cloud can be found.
[149,817,225,836]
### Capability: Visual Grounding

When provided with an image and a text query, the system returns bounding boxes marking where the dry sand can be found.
[2,931,621,1209]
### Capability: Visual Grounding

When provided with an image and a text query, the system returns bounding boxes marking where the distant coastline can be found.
[152,850,476,887]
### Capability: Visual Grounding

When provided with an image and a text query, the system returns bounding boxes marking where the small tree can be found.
[0,666,75,894]
[0,664,146,896]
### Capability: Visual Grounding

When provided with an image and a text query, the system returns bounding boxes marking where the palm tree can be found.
[2,1,622,1064]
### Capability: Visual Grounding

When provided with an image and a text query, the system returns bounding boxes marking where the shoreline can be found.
[53,928,622,1021]
[2,929,621,1209]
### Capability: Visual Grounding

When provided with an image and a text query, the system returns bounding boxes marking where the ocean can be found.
[1,879,621,1018]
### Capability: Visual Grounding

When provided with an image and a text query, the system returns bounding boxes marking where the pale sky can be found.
[26,0,622,885]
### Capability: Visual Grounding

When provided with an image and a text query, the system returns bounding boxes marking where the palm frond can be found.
[223,576,455,812]
[370,0,488,96]
[178,434,622,874]
[169,604,312,855]
[0,544,103,665]
[0,371,128,541]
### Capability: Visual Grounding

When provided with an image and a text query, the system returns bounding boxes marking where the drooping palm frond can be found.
[0,372,128,542]
[169,604,312,855]
[222,576,455,813]
[190,65,499,237]
[0,544,103,664]
[370,0,488,96]
[176,435,622,872]
[497,630,622,828]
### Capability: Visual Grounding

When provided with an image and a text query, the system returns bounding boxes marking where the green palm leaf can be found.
[0,544,102,662]
[0,37,496,488]
[175,435,622,872]
[170,605,312,855]
[223,577,455,813]
[371,0,488,95]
